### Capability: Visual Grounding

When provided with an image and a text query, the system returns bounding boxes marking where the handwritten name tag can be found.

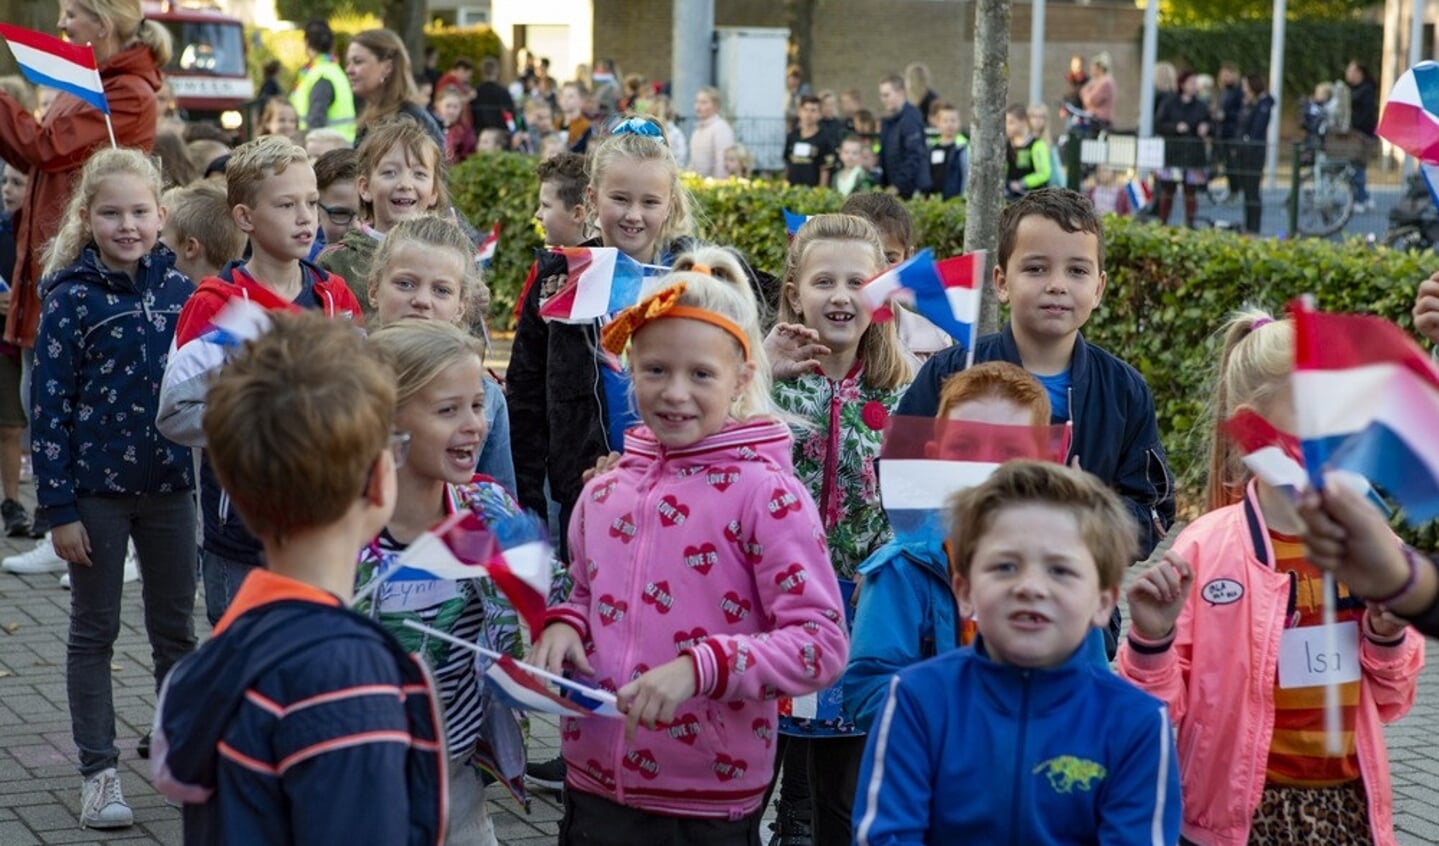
[377,578,461,612]
[931,148,947,164]
[1277,621,1360,689]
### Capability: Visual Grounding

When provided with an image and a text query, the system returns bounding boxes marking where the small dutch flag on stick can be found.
[0,24,115,147]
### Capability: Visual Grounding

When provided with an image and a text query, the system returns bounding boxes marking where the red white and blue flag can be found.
[783,208,811,238]
[859,249,982,349]
[1223,407,1382,508]
[1125,177,1152,212]
[387,510,553,634]
[537,247,669,323]
[0,25,109,114]
[483,654,622,718]
[1292,300,1439,521]
[476,222,499,268]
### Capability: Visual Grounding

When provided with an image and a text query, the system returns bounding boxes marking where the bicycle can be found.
[1294,144,1355,237]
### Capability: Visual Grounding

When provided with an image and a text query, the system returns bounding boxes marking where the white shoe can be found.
[79,767,132,829]
[2,534,65,574]
[58,544,138,589]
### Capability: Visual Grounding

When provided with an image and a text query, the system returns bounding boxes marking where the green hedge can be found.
[451,153,1432,526]
[1158,21,1381,103]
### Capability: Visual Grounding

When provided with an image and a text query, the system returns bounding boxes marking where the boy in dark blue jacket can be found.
[151,312,446,845]
[853,461,1181,845]
[896,189,1174,558]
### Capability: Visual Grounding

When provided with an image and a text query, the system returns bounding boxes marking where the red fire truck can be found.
[144,2,253,134]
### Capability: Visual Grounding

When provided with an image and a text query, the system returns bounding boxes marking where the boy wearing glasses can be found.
[152,311,447,845]
[158,136,365,626]
[313,147,359,260]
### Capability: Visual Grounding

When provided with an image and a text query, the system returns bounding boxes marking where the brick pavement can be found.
[5,484,1439,843]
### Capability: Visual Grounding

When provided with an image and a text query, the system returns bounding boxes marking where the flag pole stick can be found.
[400,618,619,705]
[1294,293,1342,755]
[104,113,116,148]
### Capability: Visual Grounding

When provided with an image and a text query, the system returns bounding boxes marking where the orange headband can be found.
[601,282,751,360]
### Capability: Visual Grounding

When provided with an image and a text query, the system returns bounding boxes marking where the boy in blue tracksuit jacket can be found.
[895,190,1175,561]
[853,462,1180,846]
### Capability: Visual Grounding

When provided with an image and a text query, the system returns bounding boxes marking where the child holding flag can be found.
[531,272,847,844]
[360,319,567,845]
[1119,310,1423,845]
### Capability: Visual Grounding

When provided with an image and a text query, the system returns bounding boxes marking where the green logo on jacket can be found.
[1033,756,1108,793]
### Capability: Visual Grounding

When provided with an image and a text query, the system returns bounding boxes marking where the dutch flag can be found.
[537,247,670,323]
[476,222,499,269]
[859,250,982,350]
[1126,177,1152,212]
[0,24,109,114]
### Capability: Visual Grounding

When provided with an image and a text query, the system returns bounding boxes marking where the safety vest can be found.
[290,54,356,141]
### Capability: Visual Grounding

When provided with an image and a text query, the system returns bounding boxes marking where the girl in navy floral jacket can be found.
[33,147,196,829]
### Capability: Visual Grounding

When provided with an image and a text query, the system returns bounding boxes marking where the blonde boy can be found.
[159,182,246,284]
[854,461,1180,844]
[152,312,446,845]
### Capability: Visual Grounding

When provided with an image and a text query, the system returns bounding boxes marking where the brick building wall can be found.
[590,0,1147,129]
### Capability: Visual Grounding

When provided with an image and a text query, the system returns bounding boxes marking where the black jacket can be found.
[471,80,516,132]
[1216,82,1245,140]
[879,101,932,198]
[895,325,1175,557]
[1156,94,1211,170]
[1349,77,1378,137]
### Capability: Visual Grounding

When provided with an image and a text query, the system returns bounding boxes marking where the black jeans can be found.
[560,788,762,846]
[766,734,867,846]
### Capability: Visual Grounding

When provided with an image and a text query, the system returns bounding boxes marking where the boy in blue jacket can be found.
[896,189,1174,560]
[853,461,1181,845]
[151,312,446,845]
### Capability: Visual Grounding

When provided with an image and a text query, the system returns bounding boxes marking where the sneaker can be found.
[58,545,137,589]
[524,755,566,792]
[1,499,29,537]
[2,534,65,574]
[28,508,48,539]
[79,767,132,829]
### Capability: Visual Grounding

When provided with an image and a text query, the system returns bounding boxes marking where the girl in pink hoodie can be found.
[532,272,848,845]
[1119,310,1424,846]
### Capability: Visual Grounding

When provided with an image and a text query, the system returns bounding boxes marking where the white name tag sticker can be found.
[931,148,947,164]
[377,578,461,612]
[1277,621,1360,689]
[792,141,813,159]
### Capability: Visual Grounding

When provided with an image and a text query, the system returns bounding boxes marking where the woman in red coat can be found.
[0,0,167,356]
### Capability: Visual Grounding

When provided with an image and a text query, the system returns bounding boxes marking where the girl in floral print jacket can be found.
[533,274,846,840]
[767,213,913,846]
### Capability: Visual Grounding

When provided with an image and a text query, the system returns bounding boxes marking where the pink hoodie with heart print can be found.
[545,419,848,820]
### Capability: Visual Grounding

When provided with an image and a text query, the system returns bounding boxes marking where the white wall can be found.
[490,0,595,80]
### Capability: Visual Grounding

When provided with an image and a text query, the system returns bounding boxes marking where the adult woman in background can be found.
[346,28,445,150]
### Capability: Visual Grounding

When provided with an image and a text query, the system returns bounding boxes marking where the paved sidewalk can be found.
[5,485,1439,843]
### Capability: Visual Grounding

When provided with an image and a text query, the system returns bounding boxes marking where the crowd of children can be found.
[0,42,1434,845]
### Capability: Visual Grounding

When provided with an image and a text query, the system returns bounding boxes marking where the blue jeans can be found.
[67,492,197,777]
[1352,159,1370,203]
[200,548,259,627]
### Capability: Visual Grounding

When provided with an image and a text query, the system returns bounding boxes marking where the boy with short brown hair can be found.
[159,182,245,284]
[854,461,1180,845]
[152,311,446,845]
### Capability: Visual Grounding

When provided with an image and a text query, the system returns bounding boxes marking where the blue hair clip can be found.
[606,115,668,146]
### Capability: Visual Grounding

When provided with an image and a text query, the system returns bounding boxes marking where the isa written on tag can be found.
[1277,621,1361,689]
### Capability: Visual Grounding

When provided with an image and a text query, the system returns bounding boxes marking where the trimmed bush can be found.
[450,153,1431,526]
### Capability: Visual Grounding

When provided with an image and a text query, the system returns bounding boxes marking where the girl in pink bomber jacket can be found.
[1118,311,1424,846]
[533,275,848,844]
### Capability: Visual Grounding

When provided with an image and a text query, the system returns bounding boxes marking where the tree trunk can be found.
[785,0,816,83]
[0,0,54,75]
[384,0,428,77]
[966,0,1010,336]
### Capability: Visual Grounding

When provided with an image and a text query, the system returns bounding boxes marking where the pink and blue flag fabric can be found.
[387,510,554,634]
[1377,61,1439,164]
[0,25,108,114]
[878,415,1070,543]
[1125,177,1152,212]
[483,654,622,718]
[1291,300,1439,521]
[859,249,982,349]
[783,209,811,238]
[537,247,669,323]
[476,223,499,268]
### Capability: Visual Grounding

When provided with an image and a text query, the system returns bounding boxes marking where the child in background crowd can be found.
[304,128,350,159]
[1027,103,1065,187]
[312,147,360,259]
[724,143,754,179]
[477,127,508,154]
[1085,165,1133,217]
[152,312,446,845]
[318,118,447,315]
[832,135,873,197]
[1006,104,1053,197]
[257,97,300,139]
[157,136,363,626]
[34,148,197,829]
[365,214,513,495]
[766,213,912,846]
[784,94,835,188]
[437,86,477,165]
[1120,311,1423,845]
[159,181,246,285]
[532,273,847,844]
[533,153,588,249]
[929,102,969,200]
[854,461,1181,844]
[0,162,28,537]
